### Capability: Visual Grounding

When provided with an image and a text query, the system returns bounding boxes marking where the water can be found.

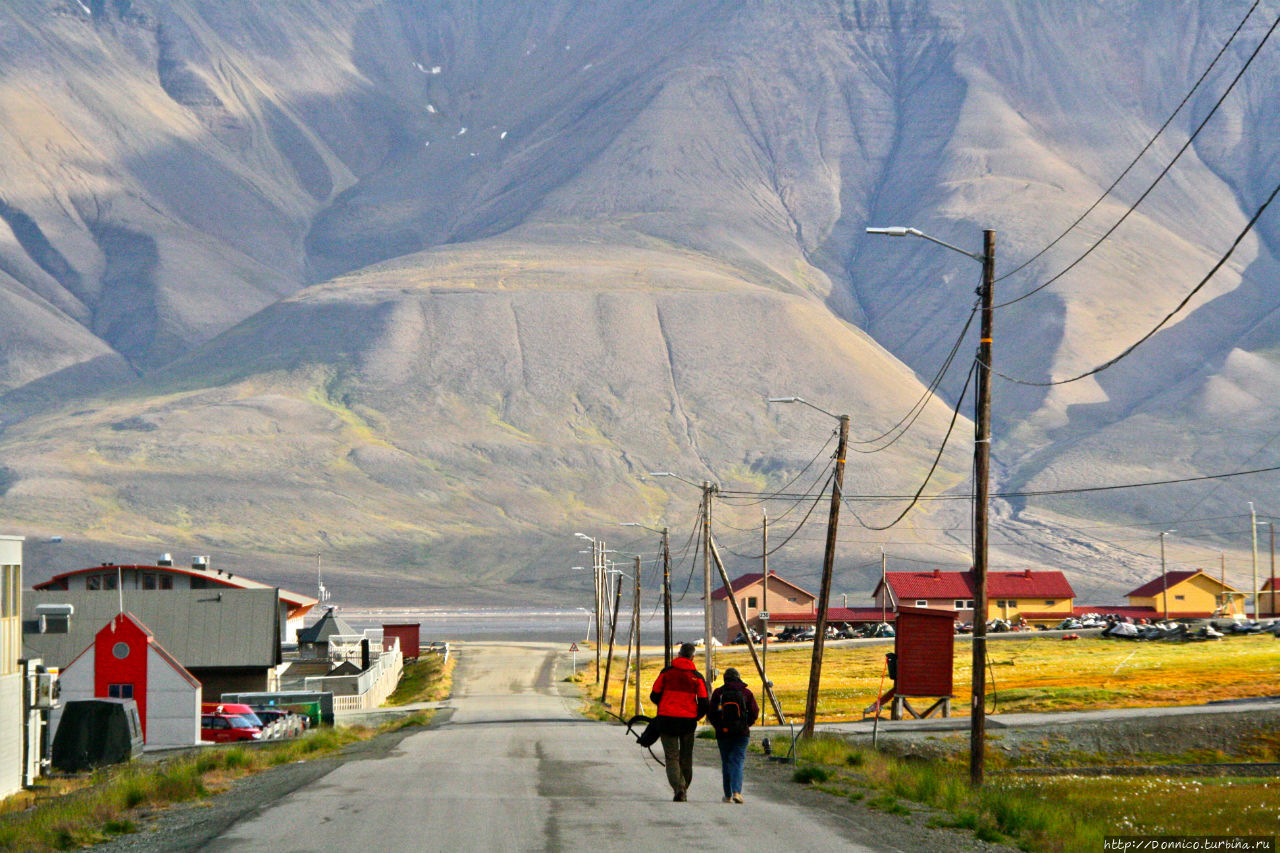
[337,606,707,644]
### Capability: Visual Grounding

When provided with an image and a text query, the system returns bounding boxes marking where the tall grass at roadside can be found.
[792,736,1279,852]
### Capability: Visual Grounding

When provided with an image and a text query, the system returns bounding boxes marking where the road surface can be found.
[191,642,989,852]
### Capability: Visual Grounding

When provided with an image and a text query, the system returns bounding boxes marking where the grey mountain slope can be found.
[1,0,1279,601]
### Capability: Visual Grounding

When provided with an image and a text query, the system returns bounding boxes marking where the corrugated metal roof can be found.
[22,589,279,670]
[881,570,1075,601]
[34,563,317,610]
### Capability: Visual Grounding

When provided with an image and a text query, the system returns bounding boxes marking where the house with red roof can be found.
[873,568,1076,627]
[1122,570,1245,619]
[1261,578,1279,618]
[709,571,815,642]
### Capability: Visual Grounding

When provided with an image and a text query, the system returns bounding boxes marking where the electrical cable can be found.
[846,360,977,531]
[991,175,1280,386]
[716,472,834,560]
[994,8,1280,310]
[715,459,835,529]
[994,0,1261,287]
[715,434,836,510]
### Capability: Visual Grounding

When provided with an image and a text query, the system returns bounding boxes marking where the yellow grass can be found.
[598,635,1280,722]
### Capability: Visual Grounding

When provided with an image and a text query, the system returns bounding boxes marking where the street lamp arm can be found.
[767,396,841,421]
[866,225,985,263]
[649,471,713,490]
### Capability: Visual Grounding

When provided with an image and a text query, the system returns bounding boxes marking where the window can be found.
[954,600,972,610]
[108,684,134,699]
[1174,594,1185,601]
[915,600,928,607]
[86,575,101,590]
[159,575,173,590]
[142,573,157,590]
[190,576,209,589]
[1044,600,1056,606]
[746,597,758,609]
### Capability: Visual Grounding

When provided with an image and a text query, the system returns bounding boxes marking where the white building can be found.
[0,535,26,798]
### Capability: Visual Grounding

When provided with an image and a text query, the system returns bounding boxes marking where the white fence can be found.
[304,636,404,712]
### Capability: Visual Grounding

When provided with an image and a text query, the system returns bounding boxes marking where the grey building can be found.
[23,589,282,703]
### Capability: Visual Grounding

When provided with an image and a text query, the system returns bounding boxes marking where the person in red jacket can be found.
[648,642,709,801]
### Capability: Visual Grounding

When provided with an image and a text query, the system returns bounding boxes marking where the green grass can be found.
[789,736,1280,852]
[385,653,454,706]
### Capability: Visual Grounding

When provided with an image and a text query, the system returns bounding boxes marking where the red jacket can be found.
[649,656,708,720]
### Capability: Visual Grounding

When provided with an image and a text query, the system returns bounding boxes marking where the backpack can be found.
[714,686,749,736]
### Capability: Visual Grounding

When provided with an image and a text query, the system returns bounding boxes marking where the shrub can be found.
[793,765,831,784]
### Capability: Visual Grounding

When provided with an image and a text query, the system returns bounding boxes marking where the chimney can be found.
[933,568,941,578]
[1024,568,1032,579]
[158,553,172,567]
[192,555,209,570]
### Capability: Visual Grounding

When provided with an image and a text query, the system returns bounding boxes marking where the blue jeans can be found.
[717,733,749,797]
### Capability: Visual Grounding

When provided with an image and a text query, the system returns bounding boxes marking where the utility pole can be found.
[801,413,850,738]
[601,564,623,704]
[702,481,716,683]
[633,554,642,716]
[970,228,996,786]
[594,540,603,682]
[1271,523,1278,619]
[1159,530,1174,621]
[662,527,672,668]
[761,511,769,721]
[1250,502,1259,619]
[881,550,887,624]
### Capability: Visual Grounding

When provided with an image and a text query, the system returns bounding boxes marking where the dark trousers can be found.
[660,731,696,795]
[717,733,749,797]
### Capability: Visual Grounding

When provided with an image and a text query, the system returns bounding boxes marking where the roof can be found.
[23,589,281,670]
[297,608,358,643]
[1124,570,1236,598]
[879,570,1075,601]
[710,571,813,602]
[34,563,318,613]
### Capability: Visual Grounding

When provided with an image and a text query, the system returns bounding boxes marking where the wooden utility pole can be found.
[709,537,787,725]
[702,481,716,683]
[970,228,995,786]
[593,540,602,682]
[761,511,770,722]
[633,554,642,716]
[662,527,672,668]
[1251,502,1259,619]
[600,563,623,704]
[801,413,850,738]
[880,550,887,623]
[1271,524,1278,618]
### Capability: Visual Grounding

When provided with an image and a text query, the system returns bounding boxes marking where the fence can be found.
[304,638,404,712]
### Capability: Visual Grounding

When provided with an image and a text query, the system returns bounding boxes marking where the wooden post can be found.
[970,228,996,787]
[703,482,716,683]
[600,564,623,704]
[633,555,642,717]
[662,527,672,669]
[801,413,850,737]
[761,511,770,723]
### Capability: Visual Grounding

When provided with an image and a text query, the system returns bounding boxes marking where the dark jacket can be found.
[707,680,759,737]
[649,656,709,735]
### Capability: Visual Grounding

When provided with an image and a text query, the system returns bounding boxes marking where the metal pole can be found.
[662,527,672,668]
[1271,523,1277,619]
[970,228,996,786]
[703,482,715,683]
[1251,502,1259,619]
[1160,532,1169,621]
[801,413,850,738]
[594,541,602,682]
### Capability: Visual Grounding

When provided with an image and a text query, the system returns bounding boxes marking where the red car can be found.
[201,712,262,743]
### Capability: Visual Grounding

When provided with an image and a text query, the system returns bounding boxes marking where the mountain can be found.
[2,0,1279,605]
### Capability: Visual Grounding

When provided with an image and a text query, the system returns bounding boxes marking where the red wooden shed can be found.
[893,606,955,698]
[382,623,421,661]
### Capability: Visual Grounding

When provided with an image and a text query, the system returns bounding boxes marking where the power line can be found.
[992,174,1280,386]
[994,7,1280,310]
[716,472,833,560]
[994,0,1262,289]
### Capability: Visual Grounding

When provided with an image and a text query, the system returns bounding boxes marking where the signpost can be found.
[570,642,578,674]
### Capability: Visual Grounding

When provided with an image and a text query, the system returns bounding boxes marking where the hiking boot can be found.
[732,793,743,803]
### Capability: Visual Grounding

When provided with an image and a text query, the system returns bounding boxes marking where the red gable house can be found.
[709,571,815,642]
[874,569,1076,627]
[52,613,201,748]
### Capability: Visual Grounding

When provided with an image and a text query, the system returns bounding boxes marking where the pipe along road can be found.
[178,643,999,852]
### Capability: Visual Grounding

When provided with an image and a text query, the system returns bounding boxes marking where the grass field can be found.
[597,634,1280,721]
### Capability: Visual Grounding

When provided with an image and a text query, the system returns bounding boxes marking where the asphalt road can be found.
[183,642,998,853]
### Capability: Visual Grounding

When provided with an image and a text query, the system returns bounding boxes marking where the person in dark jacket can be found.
[648,642,709,801]
[706,667,759,803]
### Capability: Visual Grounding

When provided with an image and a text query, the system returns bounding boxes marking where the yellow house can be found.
[1125,570,1245,618]
[873,568,1076,628]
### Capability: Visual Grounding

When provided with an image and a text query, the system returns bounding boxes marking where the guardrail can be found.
[306,647,404,712]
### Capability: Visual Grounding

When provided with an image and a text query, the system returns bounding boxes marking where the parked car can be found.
[250,706,305,739]
[201,712,262,743]
[202,702,263,728]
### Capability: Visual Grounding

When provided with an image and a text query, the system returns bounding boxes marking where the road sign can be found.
[569,642,579,652]
[759,611,770,621]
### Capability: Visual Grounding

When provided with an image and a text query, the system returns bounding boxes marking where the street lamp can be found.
[1159,530,1176,621]
[574,533,606,681]
[621,522,672,666]
[767,396,851,738]
[650,471,718,681]
[866,222,995,786]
